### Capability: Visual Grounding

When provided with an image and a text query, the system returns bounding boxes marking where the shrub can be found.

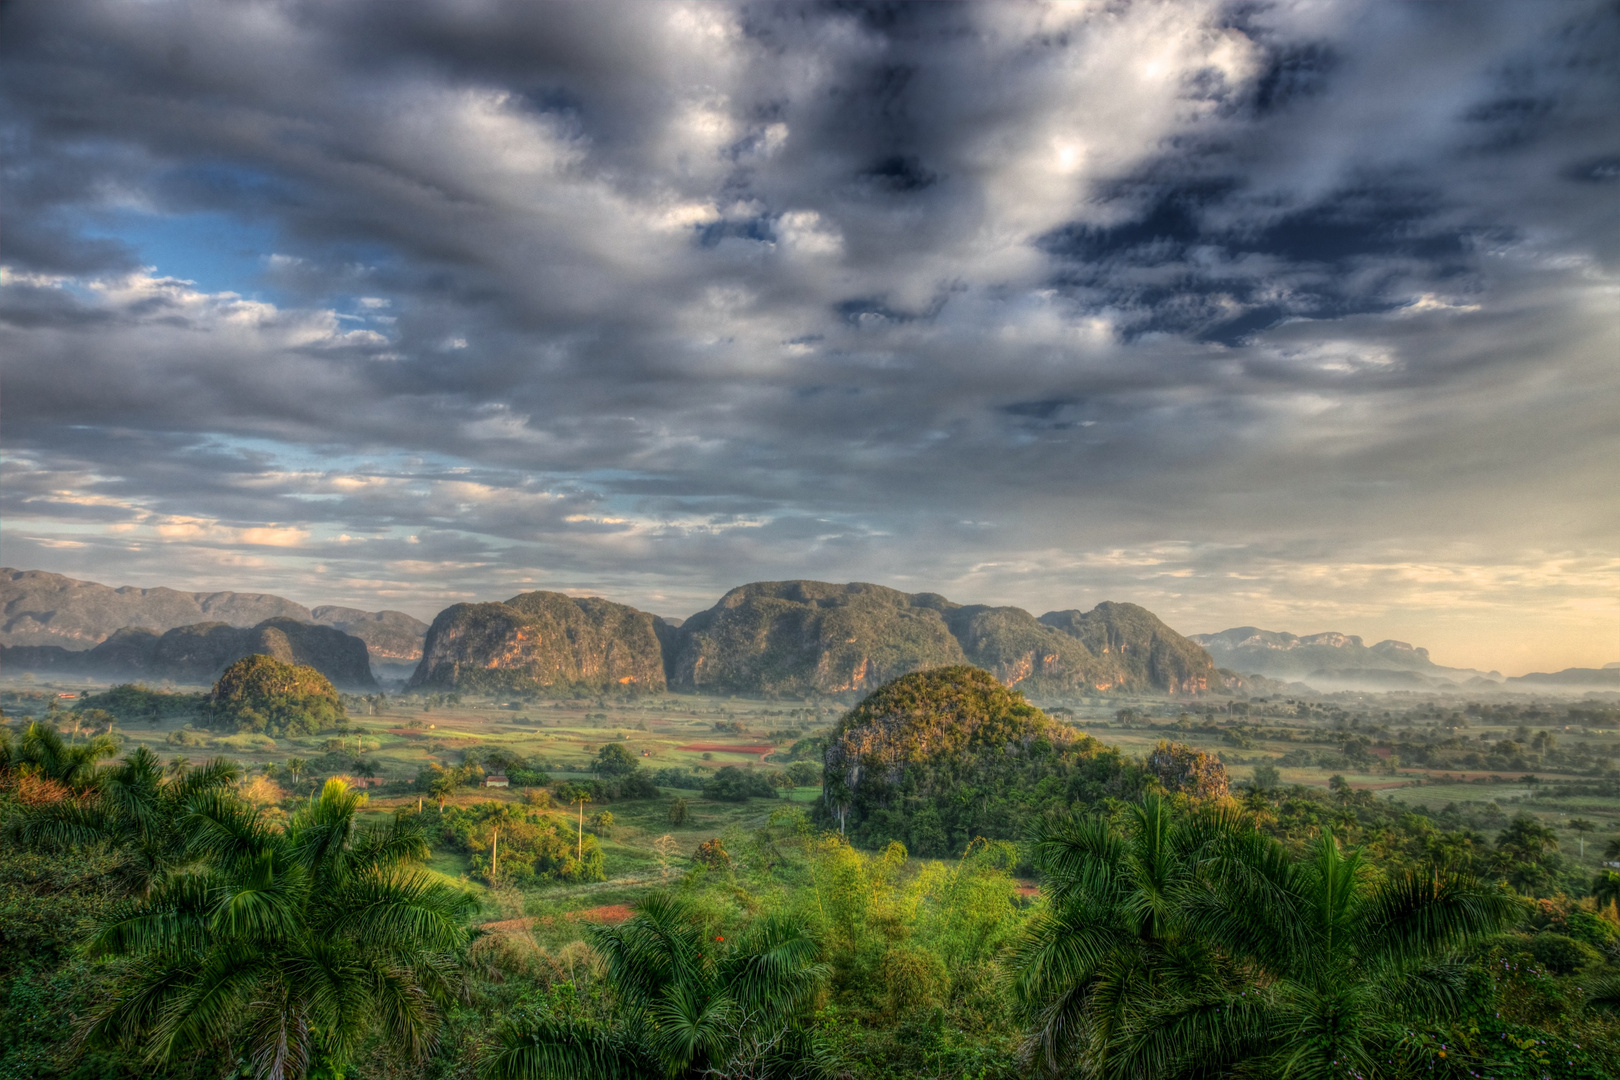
[702,765,776,802]
[650,767,703,789]
[1528,931,1602,974]
[693,837,730,868]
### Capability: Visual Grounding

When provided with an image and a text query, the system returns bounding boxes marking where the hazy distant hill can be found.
[0,617,376,688]
[408,591,666,694]
[668,581,1218,696]
[1507,667,1620,691]
[1190,626,1493,690]
[0,568,427,662]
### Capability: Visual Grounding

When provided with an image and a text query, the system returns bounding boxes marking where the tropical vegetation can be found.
[2,666,1618,1080]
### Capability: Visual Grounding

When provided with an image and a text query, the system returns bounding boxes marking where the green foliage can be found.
[820,666,1141,855]
[86,779,476,1079]
[76,684,205,724]
[481,893,830,1080]
[650,767,702,790]
[702,765,776,802]
[433,801,604,884]
[204,654,345,736]
[1010,792,1521,1079]
[9,746,240,893]
[591,743,639,778]
[0,721,120,791]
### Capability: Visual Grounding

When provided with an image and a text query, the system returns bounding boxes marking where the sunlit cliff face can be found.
[1,0,1616,675]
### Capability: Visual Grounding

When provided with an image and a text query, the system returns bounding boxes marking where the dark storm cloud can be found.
[1,0,1617,671]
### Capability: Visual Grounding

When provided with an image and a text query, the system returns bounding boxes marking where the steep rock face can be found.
[668,582,1218,696]
[946,605,1113,692]
[668,581,965,696]
[309,606,428,661]
[408,591,665,694]
[1039,602,1219,694]
[1,618,376,688]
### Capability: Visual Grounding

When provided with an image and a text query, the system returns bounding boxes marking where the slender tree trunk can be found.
[577,801,584,862]
[492,827,499,879]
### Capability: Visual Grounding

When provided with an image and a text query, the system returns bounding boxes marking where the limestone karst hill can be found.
[3,569,1221,698]
[407,591,667,694]
[408,579,1218,698]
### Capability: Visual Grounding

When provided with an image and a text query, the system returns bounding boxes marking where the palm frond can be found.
[326,867,476,952]
[649,980,733,1074]
[1028,813,1127,903]
[11,797,110,848]
[167,757,242,803]
[718,914,828,1017]
[93,873,217,957]
[1361,868,1518,963]
[480,1015,643,1080]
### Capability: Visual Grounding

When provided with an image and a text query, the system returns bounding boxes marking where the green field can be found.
[6,677,1618,919]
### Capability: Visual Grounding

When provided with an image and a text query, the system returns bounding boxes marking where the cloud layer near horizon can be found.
[2,1,1617,674]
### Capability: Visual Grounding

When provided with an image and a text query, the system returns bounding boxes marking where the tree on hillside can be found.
[86,778,475,1080]
[481,894,829,1080]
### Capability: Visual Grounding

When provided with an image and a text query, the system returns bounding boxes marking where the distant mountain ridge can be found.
[1191,625,1497,691]
[0,568,428,662]
[1,617,376,689]
[408,579,1218,697]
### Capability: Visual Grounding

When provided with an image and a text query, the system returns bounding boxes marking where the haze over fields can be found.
[2,1,1616,676]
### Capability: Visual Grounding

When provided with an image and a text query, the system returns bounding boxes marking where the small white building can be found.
[484,774,509,788]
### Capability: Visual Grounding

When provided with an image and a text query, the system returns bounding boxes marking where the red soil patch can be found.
[1015,881,1040,899]
[678,743,776,755]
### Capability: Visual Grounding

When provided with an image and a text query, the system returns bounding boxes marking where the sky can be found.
[2,0,1616,676]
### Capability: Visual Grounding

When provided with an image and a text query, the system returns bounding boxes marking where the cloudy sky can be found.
[3,0,1616,675]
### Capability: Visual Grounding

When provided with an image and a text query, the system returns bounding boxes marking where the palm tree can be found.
[1,720,119,790]
[1594,869,1620,916]
[1008,793,1238,1078]
[11,746,239,892]
[86,778,475,1080]
[1104,828,1517,1079]
[481,892,830,1079]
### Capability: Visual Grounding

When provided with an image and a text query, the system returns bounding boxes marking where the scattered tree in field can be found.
[668,796,689,826]
[694,838,730,869]
[1145,739,1228,799]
